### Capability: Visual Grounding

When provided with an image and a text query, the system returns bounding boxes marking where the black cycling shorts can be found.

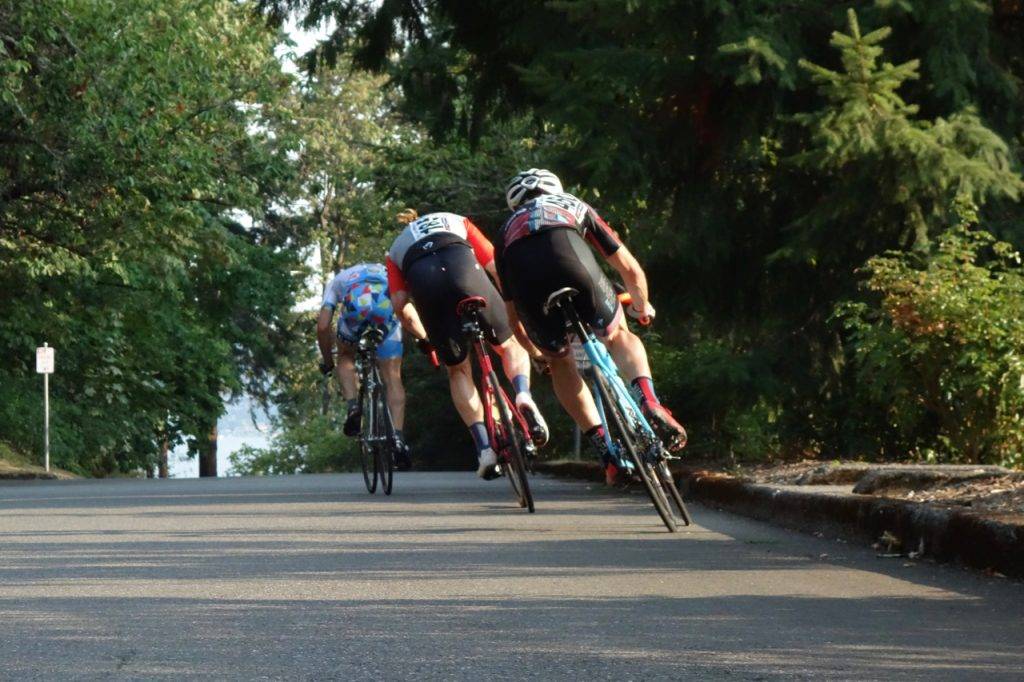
[498,227,622,355]
[405,243,512,366]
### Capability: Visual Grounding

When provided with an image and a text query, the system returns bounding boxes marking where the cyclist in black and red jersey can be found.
[495,169,687,485]
[385,208,549,478]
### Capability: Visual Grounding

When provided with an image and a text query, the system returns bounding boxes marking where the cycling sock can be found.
[346,399,358,411]
[585,425,611,463]
[469,422,490,453]
[631,376,659,405]
[394,429,404,440]
[511,374,530,396]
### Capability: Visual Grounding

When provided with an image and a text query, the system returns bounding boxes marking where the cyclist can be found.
[385,208,549,478]
[496,169,687,485]
[317,262,412,471]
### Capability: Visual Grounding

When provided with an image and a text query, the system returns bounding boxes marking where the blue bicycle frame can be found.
[573,330,660,468]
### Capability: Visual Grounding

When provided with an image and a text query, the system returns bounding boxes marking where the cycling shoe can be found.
[641,402,688,451]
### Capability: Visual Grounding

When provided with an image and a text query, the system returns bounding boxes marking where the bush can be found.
[646,334,786,461]
[835,225,1024,466]
[229,414,357,476]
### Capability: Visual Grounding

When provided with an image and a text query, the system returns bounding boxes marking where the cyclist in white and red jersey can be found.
[386,209,549,478]
[496,169,687,485]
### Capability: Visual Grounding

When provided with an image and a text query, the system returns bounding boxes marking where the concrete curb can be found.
[0,470,59,481]
[536,460,1024,579]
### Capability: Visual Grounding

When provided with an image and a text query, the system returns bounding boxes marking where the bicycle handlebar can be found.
[617,292,652,327]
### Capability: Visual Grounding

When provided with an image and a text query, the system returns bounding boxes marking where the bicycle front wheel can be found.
[593,371,676,532]
[656,458,692,526]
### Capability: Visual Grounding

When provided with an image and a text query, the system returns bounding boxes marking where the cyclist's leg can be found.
[336,343,358,399]
[377,357,404,428]
[335,322,363,437]
[405,247,496,476]
[375,323,405,431]
[575,243,688,450]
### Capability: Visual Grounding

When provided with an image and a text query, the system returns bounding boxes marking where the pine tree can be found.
[789,9,1021,260]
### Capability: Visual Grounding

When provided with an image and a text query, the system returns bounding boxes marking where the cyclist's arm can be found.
[392,291,429,341]
[606,244,650,316]
[316,306,336,367]
[583,206,652,316]
[386,256,429,340]
[465,218,496,268]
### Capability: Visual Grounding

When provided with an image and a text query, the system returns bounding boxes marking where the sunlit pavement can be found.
[1,473,1022,680]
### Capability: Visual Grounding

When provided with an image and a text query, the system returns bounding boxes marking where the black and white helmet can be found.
[505,168,563,210]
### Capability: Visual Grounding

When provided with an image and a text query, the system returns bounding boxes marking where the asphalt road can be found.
[1,473,1022,680]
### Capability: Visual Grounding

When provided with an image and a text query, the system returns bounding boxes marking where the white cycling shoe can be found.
[476,447,499,480]
[516,395,549,448]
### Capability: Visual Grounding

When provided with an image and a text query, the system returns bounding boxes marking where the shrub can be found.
[835,225,1024,466]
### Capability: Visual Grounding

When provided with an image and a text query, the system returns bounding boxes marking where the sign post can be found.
[36,344,54,472]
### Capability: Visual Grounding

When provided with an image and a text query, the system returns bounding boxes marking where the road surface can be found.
[1,473,1022,680]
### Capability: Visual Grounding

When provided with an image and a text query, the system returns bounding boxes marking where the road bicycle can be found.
[353,324,400,495]
[457,296,536,512]
[546,287,692,531]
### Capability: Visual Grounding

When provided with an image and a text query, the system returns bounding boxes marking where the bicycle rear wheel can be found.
[359,385,378,494]
[491,372,535,513]
[593,371,676,532]
[376,386,394,496]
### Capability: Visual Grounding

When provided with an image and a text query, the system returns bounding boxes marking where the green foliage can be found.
[259,0,1024,467]
[789,9,1021,258]
[230,414,356,475]
[835,216,1024,466]
[0,0,306,474]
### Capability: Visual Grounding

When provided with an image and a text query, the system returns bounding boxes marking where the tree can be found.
[0,0,306,474]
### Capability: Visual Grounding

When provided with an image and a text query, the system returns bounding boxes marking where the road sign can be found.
[37,343,53,472]
[36,345,54,374]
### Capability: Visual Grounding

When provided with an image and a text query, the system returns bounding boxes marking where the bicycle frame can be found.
[461,316,534,456]
[355,327,392,449]
[565,312,661,467]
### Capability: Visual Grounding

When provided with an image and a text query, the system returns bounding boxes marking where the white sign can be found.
[36,346,54,374]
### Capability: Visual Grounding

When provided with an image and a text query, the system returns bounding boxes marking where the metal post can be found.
[43,343,50,472]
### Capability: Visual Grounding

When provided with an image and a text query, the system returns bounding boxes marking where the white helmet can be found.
[505,168,563,210]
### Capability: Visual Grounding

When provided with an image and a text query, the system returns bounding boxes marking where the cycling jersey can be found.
[386,212,495,293]
[386,213,509,366]
[496,194,624,355]
[322,263,402,359]
[498,193,621,257]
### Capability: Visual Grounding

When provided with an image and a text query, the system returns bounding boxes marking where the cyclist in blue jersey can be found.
[317,262,411,470]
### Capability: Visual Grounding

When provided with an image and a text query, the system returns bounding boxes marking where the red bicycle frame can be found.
[468,333,532,457]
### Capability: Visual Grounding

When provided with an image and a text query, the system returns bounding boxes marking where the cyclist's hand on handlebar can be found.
[319,360,335,376]
[416,338,440,368]
[627,300,655,323]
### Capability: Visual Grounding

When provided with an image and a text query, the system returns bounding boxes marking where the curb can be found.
[0,471,60,481]
[536,460,1024,579]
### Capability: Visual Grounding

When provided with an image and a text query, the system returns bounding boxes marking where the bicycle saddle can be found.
[456,296,487,317]
[543,287,579,315]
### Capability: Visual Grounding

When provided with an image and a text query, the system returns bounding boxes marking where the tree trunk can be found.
[198,423,217,478]
[158,436,169,478]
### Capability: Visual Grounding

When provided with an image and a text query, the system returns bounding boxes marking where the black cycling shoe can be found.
[394,439,412,471]
[642,401,688,451]
[343,403,362,437]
